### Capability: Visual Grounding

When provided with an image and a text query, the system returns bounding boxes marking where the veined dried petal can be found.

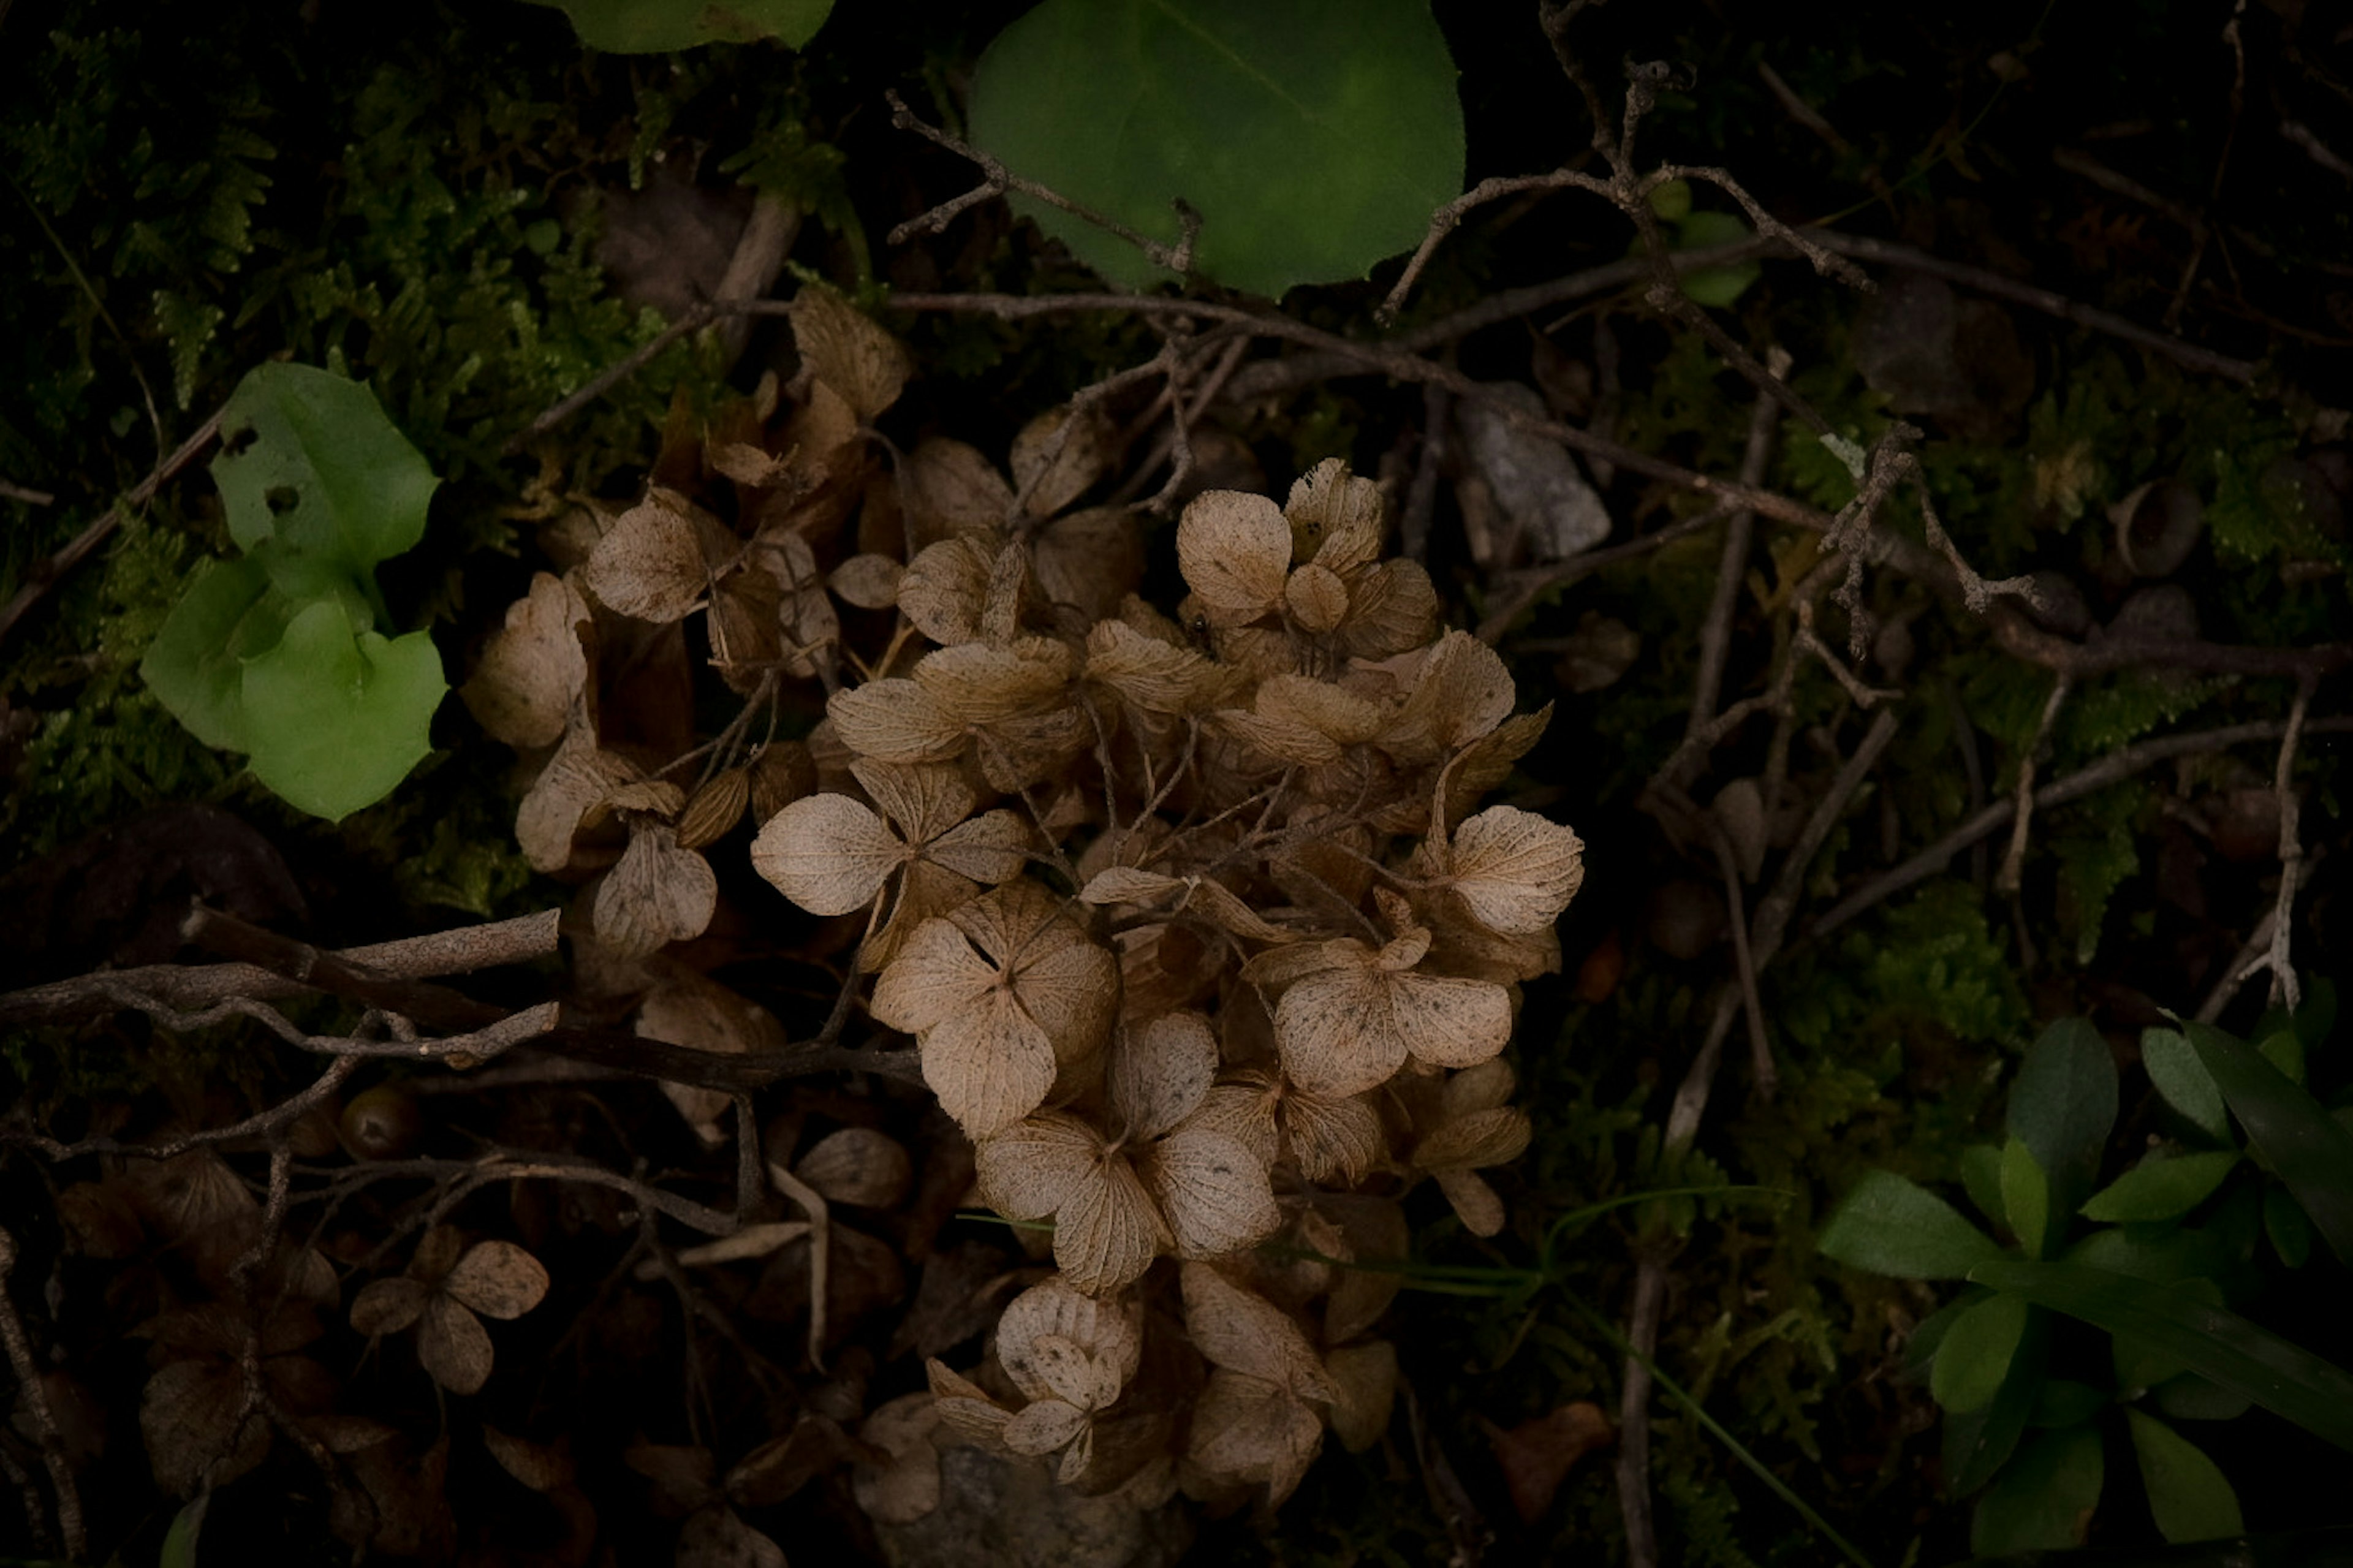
[593,825,718,958]
[1444,806,1586,934]
[1442,1058,1517,1118]
[925,1358,1014,1450]
[828,679,965,764]
[926,811,1029,884]
[602,777,685,817]
[1326,1342,1398,1453]
[1051,1157,1167,1295]
[913,640,1075,725]
[750,793,907,916]
[1435,1168,1507,1238]
[461,572,590,748]
[1083,619,1229,714]
[1282,1089,1385,1183]
[1033,508,1145,626]
[1176,491,1292,626]
[1414,1106,1532,1173]
[676,768,751,850]
[852,759,976,844]
[795,1128,914,1210]
[1275,957,1512,1096]
[829,552,905,612]
[441,1241,549,1321]
[1334,558,1438,659]
[517,727,641,873]
[1180,1264,1335,1403]
[787,284,912,423]
[1187,1368,1325,1506]
[1283,562,1350,633]
[1080,866,1188,906]
[1110,1012,1219,1142]
[1286,458,1387,571]
[1145,1127,1280,1259]
[582,496,707,624]
[898,537,996,647]
[902,438,1014,547]
[1002,1398,1089,1457]
[1011,404,1117,519]
[973,1113,1104,1222]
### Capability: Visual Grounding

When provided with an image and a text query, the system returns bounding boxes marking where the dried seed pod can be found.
[677,767,751,850]
[341,1086,420,1161]
[2111,479,2203,578]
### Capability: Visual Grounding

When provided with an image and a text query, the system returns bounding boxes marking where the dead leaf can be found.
[593,823,718,958]
[795,1127,914,1209]
[582,492,710,623]
[1482,1401,1613,1524]
[462,571,591,748]
[789,284,912,423]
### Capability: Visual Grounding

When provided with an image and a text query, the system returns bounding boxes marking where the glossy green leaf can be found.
[161,1491,208,1568]
[2113,1279,2222,1394]
[2001,1137,2050,1257]
[1671,210,1761,306]
[1904,1289,1982,1384]
[211,362,439,601]
[2126,1410,2243,1544]
[139,555,286,752]
[1934,1292,2031,1413]
[1971,1259,2353,1453]
[2144,1027,2232,1143]
[2027,1378,2107,1430]
[1960,1143,2007,1230]
[2009,1018,2118,1229]
[2257,1029,2305,1084]
[2185,1020,2353,1265]
[2153,1372,2253,1423]
[2080,1151,2240,1224]
[521,0,832,51]
[1969,1423,2104,1554]
[2264,1184,2313,1268]
[240,600,445,821]
[967,0,1464,298]
[1946,1311,2050,1497]
[1821,1170,2004,1279]
[2066,1221,2236,1286]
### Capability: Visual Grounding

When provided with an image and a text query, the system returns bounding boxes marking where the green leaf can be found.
[2144,1027,2232,1143]
[1969,1423,2104,1555]
[240,600,445,821]
[2257,1028,2305,1084]
[2009,1018,2118,1229]
[160,1491,208,1568]
[1960,1143,2007,1230]
[138,555,287,752]
[2153,1372,2253,1423]
[2185,1020,2353,1264]
[1945,1310,2049,1496]
[211,362,439,602]
[1670,210,1760,307]
[2264,1183,2313,1268]
[2080,1151,2240,1224]
[521,0,832,51]
[2125,1410,2243,1544]
[966,0,1464,299]
[2001,1137,2050,1257]
[2028,1378,2107,1429]
[1904,1290,1983,1384]
[1821,1170,2005,1279]
[1933,1292,2032,1414]
[2114,1279,2223,1393]
[1970,1259,2353,1453]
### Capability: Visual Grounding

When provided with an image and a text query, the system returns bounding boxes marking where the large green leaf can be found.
[1821,1170,2004,1279]
[138,554,287,752]
[2080,1151,2240,1224]
[2144,1027,2232,1144]
[2001,1138,2050,1257]
[521,0,832,51]
[2009,1018,2118,1230]
[1933,1292,2032,1414]
[2185,1020,2353,1264]
[1970,1259,2353,1453]
[211,362,439,602]
[2126,1410,2243,1545]
[1969,1423,2104,1555]
[1945,1311,2049,1496]
[967,0,1464,298]
[241,600,445,822]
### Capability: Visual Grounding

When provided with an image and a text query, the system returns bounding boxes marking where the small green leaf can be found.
[1821,1171,2004,1279]
[2000,1137,2049,1257]
[2153,1372,2253,1423]
[2009,1018,2118,1229]
[2080,1151,2240,1224]
[211,362,439,602]
[2257,1028,2305,1084]
[1904,1290,1983,1384]
[1933,1292,2031,1413]
[2186,1020,2353,1265]
[2144,1026,2232,1143]
[1944,1309,2048,1497]
[522,0,833,51]
[2028,1378,2107,1429]
[240,600,445,821]
[1959,1143,2006,1230]
[1969,1423,2104,1554]
[161,1491,208,1568]
[967,0,1465,298]
[1971,1259,2353,1453]
[2125,1410,2243,1544]
[2114,1280,2221,1394]
[2264,1184,2313,1268]
[139,555,286,751]
[1646,178,1692,222]
[1670,210,1760,307]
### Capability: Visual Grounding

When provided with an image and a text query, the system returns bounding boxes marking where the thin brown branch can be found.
[1996,675,2072,895]
[0,479,53,506]
[1713,835,1775,1102]
[0,1226,83,1562]
[1812,715,2353,939]
[0,408,224,649]
[10,1055,360,1164]
[1380,169,1611,320]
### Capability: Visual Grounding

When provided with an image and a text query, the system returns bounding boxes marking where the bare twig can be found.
[1381,169,1610,320]
[1812,716,2353,938]
[1713,835,1775,1102]
[1685,362,1787,742]
[0,479,53,506]
[769,1161,832,1370]
[0,408,225,648]
[1996,675,2072,895]
[2252,675,2316,1010]
[0,1226,84,1562]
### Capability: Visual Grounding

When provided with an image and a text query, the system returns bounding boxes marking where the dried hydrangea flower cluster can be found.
[757,460,1583,1504]
[461,289,1583,1508]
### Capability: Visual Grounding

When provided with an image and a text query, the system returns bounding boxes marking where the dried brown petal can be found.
[1011,404,1117,518]
[461,572,590,748]
[1283,561,1350,632]
[350,1276,431,1336]
[902,438,1014,547]
[1180,1263,1335,1403]
[593,824,718,958]
[853,1393,944,1524]
[1186,1368,1325,1506]
[1033,507,1145,626]
[1442,806,1586,934]
[1334,558,1438,659]
[1176,491,1293,626]
[897,537,997,647]
[582,495,708,623]
[1485,1401,1613,1524]
[1275,956,1511,1097]
[517,728,642,873]
[1003,1397,1091,1457]
[751,793,906,915]
[924,1358,1014,1451]
[926,811,1029,884]
[677,768,751,850]
[1434,1167,1506,1237]
[1110,1011,1219,1143]
[1050,1156,1167,1295]
[996,1277,1144,1398]
[418,1293,494,1395]
[749,741,817,825]
[827,679,965,765]
[1325,1341,1398,1453]
[913,639,1075,725]
[1283,1088,1386,1183]
[794,1127,914,1210]
[788,284,912,423]
[1286,458,1387,571]
[442,1241,549,1320]
[1083,619,1229,716]
[483,1425,574,1491]
[1146,1127,1280,1259]
[830,552,905,611]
